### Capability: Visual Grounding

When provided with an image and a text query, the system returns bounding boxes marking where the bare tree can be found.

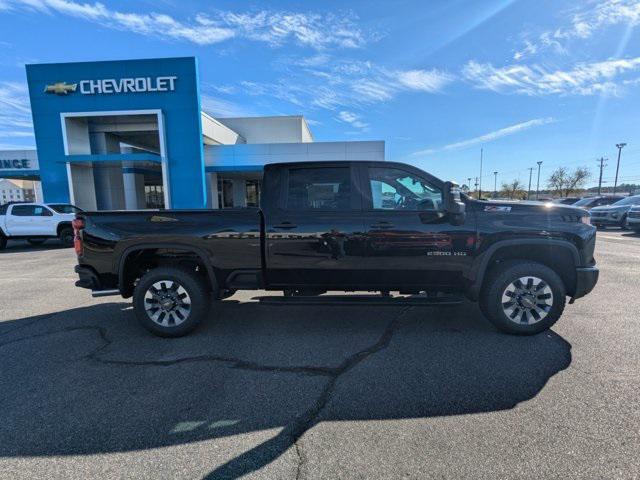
[547,166,590,197]
[500,179,527,199]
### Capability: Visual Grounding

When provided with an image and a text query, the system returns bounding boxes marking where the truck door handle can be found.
[273,222,297,229]
[370,222,394,229]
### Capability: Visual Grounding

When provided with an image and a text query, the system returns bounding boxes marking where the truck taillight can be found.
[72,218,85,256]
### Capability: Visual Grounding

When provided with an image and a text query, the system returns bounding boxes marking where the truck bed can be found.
[78,208,263,289]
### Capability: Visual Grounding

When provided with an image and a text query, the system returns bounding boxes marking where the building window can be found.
[246,180,261,207]
[217,177,234,208]
[144,185,164,209]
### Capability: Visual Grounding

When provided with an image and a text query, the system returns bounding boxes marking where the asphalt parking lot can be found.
[1,231,639,479]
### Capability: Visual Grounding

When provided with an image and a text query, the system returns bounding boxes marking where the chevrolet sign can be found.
[44,76,178,96]
[79,76,177,94]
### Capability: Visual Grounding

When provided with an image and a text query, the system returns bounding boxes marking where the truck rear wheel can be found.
[133,266,211,337]
[480,261,566,335]
[0,234,6,250]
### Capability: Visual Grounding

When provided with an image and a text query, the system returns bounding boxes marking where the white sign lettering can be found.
[79,76,177,95]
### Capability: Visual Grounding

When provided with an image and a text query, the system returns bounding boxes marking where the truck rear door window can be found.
[286,167,352,210]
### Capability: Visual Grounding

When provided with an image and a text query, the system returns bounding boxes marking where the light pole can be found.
[536,161,542,200]
[493,171,498,198]
[527,167,534,200]
[597,157,607,196]
[478,148,483,199]
[614,143,626,194]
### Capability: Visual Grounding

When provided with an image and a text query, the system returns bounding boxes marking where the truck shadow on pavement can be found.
[0,300,572,478]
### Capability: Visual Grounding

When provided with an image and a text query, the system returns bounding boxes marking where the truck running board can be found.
[255,294,463,306]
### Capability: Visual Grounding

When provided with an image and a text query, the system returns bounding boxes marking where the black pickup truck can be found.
[73,161,598,337]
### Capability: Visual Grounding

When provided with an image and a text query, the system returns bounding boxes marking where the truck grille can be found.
[591,212,607,217]
[629,211,640,219]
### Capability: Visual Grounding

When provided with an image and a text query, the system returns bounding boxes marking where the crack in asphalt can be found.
[203,305,414,480]
[0,305,414,480]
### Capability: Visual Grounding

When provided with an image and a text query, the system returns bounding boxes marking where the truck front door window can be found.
[368,167,442,211]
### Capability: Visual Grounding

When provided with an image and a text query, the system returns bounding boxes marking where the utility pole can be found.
[527,167,534,200]
[597,157,607,195]
[467,177,472,193]
[536,161,543,200]
[493,171,498,198]
[474,177,479,197]
[613,143,626,194]
[478,148,483,199]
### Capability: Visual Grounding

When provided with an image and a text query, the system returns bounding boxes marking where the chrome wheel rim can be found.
[144,280,191,327]
[501,276,553,325]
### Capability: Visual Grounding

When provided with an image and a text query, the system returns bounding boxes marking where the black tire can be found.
[0,235,6,250]
[133,266,212,337]
[27,238,47,246]
[480,261,566,335]
[59,227,74,247]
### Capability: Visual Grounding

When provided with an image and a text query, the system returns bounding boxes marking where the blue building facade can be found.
[1,57,385,210]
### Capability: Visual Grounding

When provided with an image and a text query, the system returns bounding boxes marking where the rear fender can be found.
[118,243,217,298]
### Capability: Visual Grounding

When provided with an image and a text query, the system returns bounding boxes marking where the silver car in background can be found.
[628,206,640,233]
[590,195,640,229]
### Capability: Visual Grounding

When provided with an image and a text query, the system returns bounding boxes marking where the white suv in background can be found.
[0,203,82,250]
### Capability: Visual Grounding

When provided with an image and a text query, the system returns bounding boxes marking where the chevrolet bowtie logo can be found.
[44,82,77,95]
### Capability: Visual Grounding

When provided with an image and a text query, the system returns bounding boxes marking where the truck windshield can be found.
[573,198,596,206]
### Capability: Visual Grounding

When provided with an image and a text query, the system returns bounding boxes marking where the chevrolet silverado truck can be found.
[73,161,599,337]
[0,202,81,249]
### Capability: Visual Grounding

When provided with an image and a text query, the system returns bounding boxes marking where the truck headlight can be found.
[580,216,591,225]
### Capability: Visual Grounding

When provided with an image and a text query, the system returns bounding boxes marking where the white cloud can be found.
[555,0,640,40]
[200,95,255,118]
[236,56,454,117]
[412,118,555,156]
[515,0,640,60]
[396,69,455,92]
[337,110,368,130]
[463,57,640,96]
[0,81,34,144]
[4,1,369,49]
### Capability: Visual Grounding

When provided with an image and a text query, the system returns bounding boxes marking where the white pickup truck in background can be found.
[0,203,81,249]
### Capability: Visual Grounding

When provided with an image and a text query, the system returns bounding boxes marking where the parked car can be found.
[589,195,640,229]
[572,195,625,210]
[73,160,598,338]
[552,197,581,205]
[628,206,640,233]
[0,202,82,249]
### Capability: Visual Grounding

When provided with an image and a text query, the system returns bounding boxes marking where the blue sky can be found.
[1,0,639,189]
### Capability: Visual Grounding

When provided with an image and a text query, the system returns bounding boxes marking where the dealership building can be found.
[0,57,385,210]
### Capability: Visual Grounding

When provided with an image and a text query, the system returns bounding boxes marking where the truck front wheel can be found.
[133,266,211,337]
[480,261,566,335]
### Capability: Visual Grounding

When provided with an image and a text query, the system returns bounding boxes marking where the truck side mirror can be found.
[443,181,466,225]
